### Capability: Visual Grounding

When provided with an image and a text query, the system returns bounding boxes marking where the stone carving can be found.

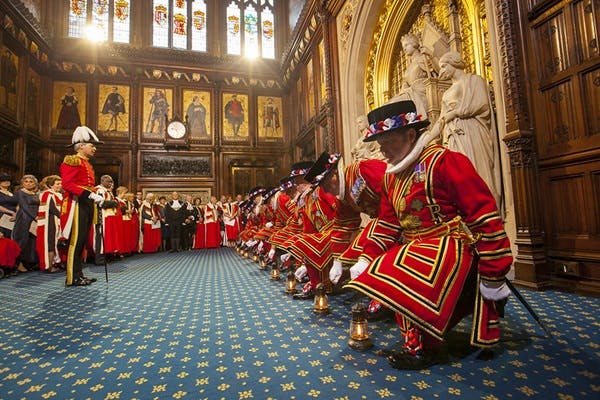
[433,51,502,208]
[350,114,383,162]
[387,34,436,119]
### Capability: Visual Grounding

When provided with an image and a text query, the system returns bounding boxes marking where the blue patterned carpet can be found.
[0,248,598,400]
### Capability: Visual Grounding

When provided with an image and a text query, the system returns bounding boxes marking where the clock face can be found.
[167,121,187,139]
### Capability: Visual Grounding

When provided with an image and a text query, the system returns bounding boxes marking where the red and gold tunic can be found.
[345,144,512,347]
[59,154,97,240]
[331,159,387,264]
[288,186,337,271]
[269,194,303,249]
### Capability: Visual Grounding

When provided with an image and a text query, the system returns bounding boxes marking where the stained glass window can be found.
[152,0,169,47]
[261,1,275,59]
[191,0,207,51]
[172,0,187,49]
[151,0,207,51]
[67,1,130,43]
[113,0,131,43]
[92,0,110,41]
[244,6,259,57]
[67,0,133,43]
[68,0,88,38]
[226,0,276,59]
[226,2,241,56]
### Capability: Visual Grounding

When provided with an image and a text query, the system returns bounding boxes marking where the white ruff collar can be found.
[385,129,439,175]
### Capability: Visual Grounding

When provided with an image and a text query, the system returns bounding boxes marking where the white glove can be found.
[479,281,511,301]
[280,253,291,263]
[294,264,308,281]
[329,260,343,285]
[88,193,104,204]
[257,241,264,252]
[265,222,273,228]
[350,258,369,280]
[267,248,276,259]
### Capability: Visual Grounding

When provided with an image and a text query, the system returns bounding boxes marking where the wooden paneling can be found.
[533,11,572,82]
[538,80,579,152]
[573,0,600,62]
[541,159,600,271]
[581,66,600,136]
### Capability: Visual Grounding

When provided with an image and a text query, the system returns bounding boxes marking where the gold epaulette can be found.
[63,155,81,166]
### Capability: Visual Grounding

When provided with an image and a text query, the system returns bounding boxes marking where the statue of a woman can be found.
[388,34,434,119]
[436,51,502,209]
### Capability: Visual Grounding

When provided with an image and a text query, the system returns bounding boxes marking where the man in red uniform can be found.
[60,126,104,286]
[345,100,512,370]
[305,152,391,318]
[289,153,339,299]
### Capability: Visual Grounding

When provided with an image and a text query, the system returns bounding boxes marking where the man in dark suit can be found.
[164,191,186,252]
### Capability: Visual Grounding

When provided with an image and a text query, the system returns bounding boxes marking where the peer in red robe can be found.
[203,197,221,248]
[36,176,64,272]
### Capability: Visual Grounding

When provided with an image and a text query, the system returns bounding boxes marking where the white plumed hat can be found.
[69,126,104,147]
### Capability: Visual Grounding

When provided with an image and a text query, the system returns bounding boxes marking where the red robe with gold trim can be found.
[222,202,240,243]
[141,201,161,253]
[203,202,221,248]
[36,189,63,271]
[120,198,139,254]
[345,145,512,347]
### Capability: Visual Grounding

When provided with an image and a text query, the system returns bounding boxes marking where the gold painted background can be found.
[98,84,130,138]
[222,93,248,140]
[52,81,86,132]
[142,87,173,137]
[183,89,211,139]
[257,95,283,140]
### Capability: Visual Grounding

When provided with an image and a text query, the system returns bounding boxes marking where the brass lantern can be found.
[348,302,373,350]
[270,265,281,280]
[260,256,268,270]
[252,253,259,262]
[285,270,297,294]
[312,283,330,315]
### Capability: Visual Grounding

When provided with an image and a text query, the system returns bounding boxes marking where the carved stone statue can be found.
[388,34,436,119]
[435,51,502,208]
[350,114,384,162]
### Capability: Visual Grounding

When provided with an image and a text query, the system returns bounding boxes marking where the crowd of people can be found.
[0,172,247,278]
[0,126,247,284]
[1,94,512,371]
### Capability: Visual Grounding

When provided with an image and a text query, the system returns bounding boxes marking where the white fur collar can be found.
[385,129,439,175]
